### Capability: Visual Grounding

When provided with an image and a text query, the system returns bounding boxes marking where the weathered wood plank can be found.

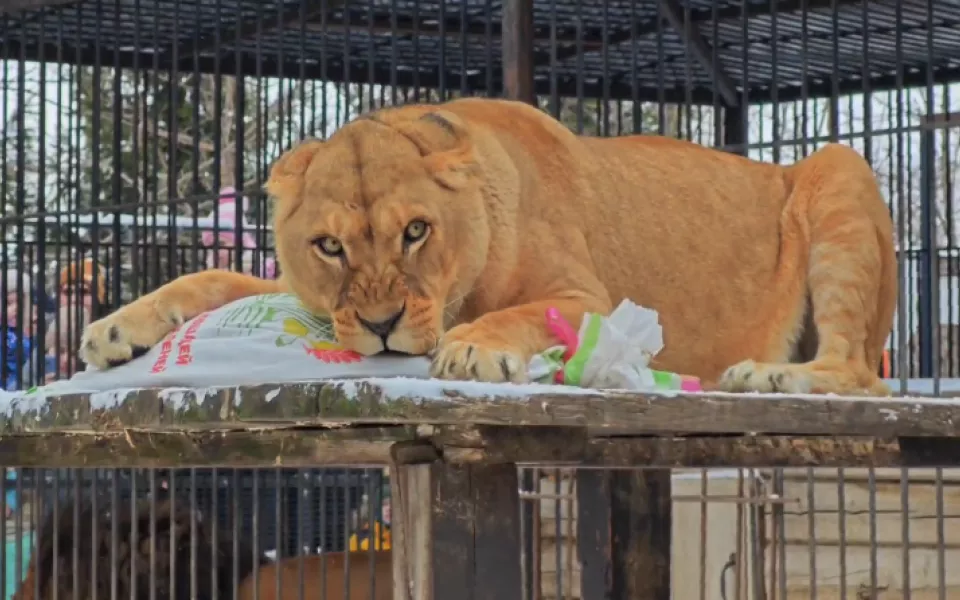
[5,380,960,437]
[431,462,475,600]
[611,470,672,600]
[576,470,610,599]
[583,436,910,468]
[473,464,522,600]
[2,425,959,468]
[0,427,414,467]
[431,426,960,468]
[391,460,433,600]
[390,447,521,600]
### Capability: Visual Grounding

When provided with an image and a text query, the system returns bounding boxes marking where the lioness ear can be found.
[394,112,479,191]
[265,139,324,212]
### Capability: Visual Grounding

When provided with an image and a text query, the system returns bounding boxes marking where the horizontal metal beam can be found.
[5,36,960,106]
[0,0,76,15]
[173,0,341,69]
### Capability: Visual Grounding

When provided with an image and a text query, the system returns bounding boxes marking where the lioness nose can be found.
[358,307,405,339]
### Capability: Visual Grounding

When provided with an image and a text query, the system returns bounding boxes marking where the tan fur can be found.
[80,98,897,395]
[237,551,393,600]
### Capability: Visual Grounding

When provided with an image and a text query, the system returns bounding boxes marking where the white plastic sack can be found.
[20,294,700,397]
[36,293,433,395]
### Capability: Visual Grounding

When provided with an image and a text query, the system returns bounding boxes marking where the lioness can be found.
[80,98,896,395]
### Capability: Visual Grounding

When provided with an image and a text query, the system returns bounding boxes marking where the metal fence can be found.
[1,464,959,598]
[2,0,960,598]
[519,466,960,600]
[0,466,392,598]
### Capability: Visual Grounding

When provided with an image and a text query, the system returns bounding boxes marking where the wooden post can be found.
[577,470,672,600]
[501,0,535,104]
[576,470,611,597]
[391,444,522,600]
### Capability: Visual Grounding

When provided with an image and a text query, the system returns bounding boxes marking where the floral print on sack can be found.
[279,317,363,364]
[215,293,365,364]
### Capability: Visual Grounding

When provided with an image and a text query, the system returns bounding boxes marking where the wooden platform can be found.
[4,379,960,600]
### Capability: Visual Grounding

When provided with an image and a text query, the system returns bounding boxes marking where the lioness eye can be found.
[314,236,343,257]
[404,219,429,244]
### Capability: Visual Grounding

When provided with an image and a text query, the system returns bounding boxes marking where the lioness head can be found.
[265,109,489,356]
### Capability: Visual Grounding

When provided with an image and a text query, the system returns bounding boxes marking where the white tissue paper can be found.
[528,299,701,393]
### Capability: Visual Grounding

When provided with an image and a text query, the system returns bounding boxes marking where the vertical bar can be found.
[699,471,708,600]
[724,109,745,156]
[0,446,6,592]
[251,469,260,599]
[366,471,378,598]
[297,469,305,600]
[168,472,176,600]
[484,0,493,98]
[14,470,23,597]
[775,469,787,600]
[274,469,282,599]
[190,468,198,599]
[319,469,327,600]
[576,470,610,599]
[111,469,119,600]
[211,467,219,599]
[438,0,446,98]
[611,470,671,600]
[53,469,62,600]
[232,469,241,596]
[553,472,561,599]
[893,0,909,386]
[734,470,744,600]
[90,471,99,596]
[519,469,535,600]
[458,0,468,97]
[868,467,879,596]
[501,0,535,105]
[935,467,946,600]
[474,464,523,600]
[129,470,138,600]
[806,468,817,600]
[149,469,157,600]
[925,0,940,392]
[432,466,475,599]
[900,468,911,599]
[748,475,765,600]
[919,123,936,379]
[837,469,848,600]
[344,475,353,597]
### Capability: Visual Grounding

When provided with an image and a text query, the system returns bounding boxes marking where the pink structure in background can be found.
[201,187,277,279]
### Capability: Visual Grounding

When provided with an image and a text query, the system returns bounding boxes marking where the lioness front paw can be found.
[79,300,185,370]
[429,326,528,383]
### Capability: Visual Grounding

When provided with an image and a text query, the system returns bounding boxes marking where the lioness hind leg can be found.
[80,270,281,370]
[718,145,896,397]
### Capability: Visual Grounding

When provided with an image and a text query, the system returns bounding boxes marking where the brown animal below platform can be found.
[14,493,393,600]
[237,550,393,600]
[13,494,264,599]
